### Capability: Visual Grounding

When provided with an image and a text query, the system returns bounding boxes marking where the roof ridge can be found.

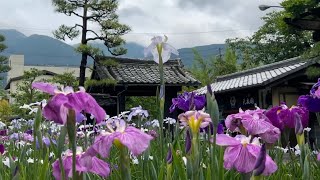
[216,56,318,81]
[97,56,182,66]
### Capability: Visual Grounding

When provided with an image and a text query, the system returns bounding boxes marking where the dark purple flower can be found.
[32,82,106,125]
[266,103,309,130]
[147,130,158,139]
[0,143,4,154]
[310,78,320,96]
[52,149,110,180]
[253,144,266,176]
[298,95,320,112]
[166,147,173,164]
[24,129,33,135]
[298,79,320,112]
[85,119,153,158]
[170,92,206,113]
[217,123,224,134]
[185,130,191,154]
[216,134,277,175]
[0,129,7,136]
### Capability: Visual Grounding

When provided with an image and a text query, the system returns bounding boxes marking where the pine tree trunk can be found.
[79,1,88,86]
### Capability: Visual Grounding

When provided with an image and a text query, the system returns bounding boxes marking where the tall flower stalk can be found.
[144,35,179,158]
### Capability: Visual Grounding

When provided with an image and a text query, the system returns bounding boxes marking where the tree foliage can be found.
[10,68,49,105]
[52,0,131,86]
[189,48,238,86]
[0,34,10,81]
[227,11,312,68]
[48,71,79,89]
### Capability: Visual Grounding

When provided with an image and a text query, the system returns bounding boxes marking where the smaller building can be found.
[87,56,201,117]
[197,56,320,147]
[197,56,320,117]
[5,55,92,103]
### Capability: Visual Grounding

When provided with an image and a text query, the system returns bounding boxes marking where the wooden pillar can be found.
[117,94,126,115]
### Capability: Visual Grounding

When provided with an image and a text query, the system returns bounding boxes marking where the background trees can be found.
[0,35,10,82]
[226,0,320,69]
[52,0,130,86]
[189,48,238,86]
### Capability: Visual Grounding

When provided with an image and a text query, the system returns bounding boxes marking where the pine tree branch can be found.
[86,29,100,38]
[86,37,104,41]
[66,0,84,7]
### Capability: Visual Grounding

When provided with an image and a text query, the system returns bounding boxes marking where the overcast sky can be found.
[0,0,282,48]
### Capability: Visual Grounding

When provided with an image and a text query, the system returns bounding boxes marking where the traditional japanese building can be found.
[87,56,201,117]
[196,56,320,118]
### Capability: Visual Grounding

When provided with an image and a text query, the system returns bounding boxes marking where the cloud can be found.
[0,0,283,48]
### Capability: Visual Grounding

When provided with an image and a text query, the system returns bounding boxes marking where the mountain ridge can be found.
[0,29,225,67]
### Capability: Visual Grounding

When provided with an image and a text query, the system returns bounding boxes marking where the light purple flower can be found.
[127,106,149,121]
[85,119,153,158]
[52,149,110,180]
[170,91,206,113]
[225,108,280,143]
[216,134,277,175]
[9,133,33,142]
[178,110,212,134]
[241,113,280,144]
[144,35,179,64]
[32,82,106,125]
[317,153,320,161]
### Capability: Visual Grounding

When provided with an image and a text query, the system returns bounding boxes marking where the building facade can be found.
[5,55,92,103]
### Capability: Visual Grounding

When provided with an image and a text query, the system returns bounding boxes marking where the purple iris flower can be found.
[166,147,173,164]
[241,113,280,144]
[298,79,320,112]
[265,103,309,130]
[32,82,106,125]
[216,134,277,175]
[225,109,280,144]
[170,92,206,113]
[310,78,320,96]
[127,106,149,121]
[85,119,153,158]
[0,143,4,154]
[36,137,56,148]
[52,149,110,180]
[178,110,212,134]
[0,129,8,136]
[9,133,33,142]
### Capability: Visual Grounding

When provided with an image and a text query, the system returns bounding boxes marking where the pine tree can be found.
[52,0,130,86]
[0,35,10,81]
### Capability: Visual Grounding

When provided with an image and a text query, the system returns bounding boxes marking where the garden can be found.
[1,36,320,180]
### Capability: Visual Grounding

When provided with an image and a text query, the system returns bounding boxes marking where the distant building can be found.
[5,55,92,103]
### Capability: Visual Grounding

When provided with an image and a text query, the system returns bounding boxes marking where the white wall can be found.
[7,55,92,103]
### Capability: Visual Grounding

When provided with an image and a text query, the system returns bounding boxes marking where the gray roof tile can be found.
[94,57,200,86]
[196,56,319,94]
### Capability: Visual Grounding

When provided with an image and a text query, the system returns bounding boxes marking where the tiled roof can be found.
[197,56,320,94]
[93,57,200,86]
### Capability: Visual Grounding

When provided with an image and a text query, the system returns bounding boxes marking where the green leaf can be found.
[172,148,187,180]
